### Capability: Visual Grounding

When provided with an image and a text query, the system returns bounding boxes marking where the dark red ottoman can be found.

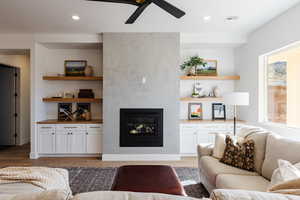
[111,165,186,196]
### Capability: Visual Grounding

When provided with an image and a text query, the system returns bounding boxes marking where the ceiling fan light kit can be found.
[87,0,186,24]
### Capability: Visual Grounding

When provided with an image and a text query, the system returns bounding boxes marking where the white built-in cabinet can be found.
[38,124,102,156]
[180,123,244,155]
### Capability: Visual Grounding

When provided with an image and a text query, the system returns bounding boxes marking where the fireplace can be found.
[120,109,163,147]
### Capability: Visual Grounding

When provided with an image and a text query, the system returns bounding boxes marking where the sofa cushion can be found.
[199,156,258,186]
[0,190,70,200]
[0,183,43,195]
[245,131,269,174]
[216,174,270,192]
[211,189,300,200]
[262,134,300,180]
[73,191,204,200]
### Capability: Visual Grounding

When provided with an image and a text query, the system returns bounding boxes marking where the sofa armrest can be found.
[197,144,213,158]
[211,189,300,200]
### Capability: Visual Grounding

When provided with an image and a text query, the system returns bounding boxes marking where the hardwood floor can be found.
[0,144,198,168]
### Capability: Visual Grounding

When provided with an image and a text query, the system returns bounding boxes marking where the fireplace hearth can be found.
[120,109,163,147]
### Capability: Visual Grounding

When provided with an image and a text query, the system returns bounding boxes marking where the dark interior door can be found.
[0,64,16,146]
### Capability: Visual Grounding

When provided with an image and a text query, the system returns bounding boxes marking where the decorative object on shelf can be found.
[64,60,87,76]
[188,103,203,120]
[76,103,91,121]
[84,65,94,76]
[200,60,217,76]
[223,92,249,137]
[193,82,206,97]
[64,91,75,99]
[58,103,73,121]
[213,86,221,97]
[78,89,95,98]
[180,56,207,76]
[212,103,226,120]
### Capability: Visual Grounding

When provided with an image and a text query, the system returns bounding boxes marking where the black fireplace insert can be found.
[120,109,163,147]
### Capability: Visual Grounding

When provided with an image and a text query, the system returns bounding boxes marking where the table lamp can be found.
[223,92,249,136]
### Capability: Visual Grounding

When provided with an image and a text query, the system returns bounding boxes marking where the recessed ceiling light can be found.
[226,16,239,21]
[203,16,212,22]
[72,15,80,21]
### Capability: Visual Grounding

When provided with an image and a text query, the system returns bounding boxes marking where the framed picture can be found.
[64,60,87,76]
[188,103,203,120]
[58,103,73,121]
[76,103,91,121]
[196,60,218,76]
[212,103,226,120]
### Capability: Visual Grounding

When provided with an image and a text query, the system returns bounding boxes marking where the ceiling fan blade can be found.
[125,1,151,24]
[150,0,185,18]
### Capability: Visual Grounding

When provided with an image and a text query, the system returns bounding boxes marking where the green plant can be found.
[180,56,207,75]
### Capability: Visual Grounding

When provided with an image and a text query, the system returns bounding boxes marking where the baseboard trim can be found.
[102,154,181,161]
[38,154,101,158]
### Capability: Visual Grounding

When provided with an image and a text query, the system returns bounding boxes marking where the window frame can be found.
[259,41,300,128]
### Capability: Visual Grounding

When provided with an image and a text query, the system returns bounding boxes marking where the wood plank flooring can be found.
[0,144,198,168]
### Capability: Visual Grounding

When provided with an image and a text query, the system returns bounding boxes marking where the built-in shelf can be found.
[43,76,103,81]
[180,75,240,80]
[180,97,223,102]
[42,98,102,103]
[37,119,103,124]
[180,119,245,124]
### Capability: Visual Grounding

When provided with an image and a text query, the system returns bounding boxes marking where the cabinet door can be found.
[55,133,68,153]
[180,130,198,154]
[86,133,102,153]
[39,132,55,153]
[69,132,86,154]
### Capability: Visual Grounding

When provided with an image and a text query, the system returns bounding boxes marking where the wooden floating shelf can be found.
[180,119,245,124]
[37,119,103,124]
[42,98,102,103]
[180,75,240,80]
[180,97,223,102]
[43,76,103,81]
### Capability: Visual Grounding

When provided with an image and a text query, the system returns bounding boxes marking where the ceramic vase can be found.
[85,66,94,76]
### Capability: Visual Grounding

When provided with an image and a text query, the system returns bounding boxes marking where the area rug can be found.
[66,167,209,198]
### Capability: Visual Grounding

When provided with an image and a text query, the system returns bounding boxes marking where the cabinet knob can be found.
[52,133,55,135]
[86,132,88,135]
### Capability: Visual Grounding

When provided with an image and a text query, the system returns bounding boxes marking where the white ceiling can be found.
[0,0,299,38]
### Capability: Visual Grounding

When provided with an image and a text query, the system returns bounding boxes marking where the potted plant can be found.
[180,56,207,76]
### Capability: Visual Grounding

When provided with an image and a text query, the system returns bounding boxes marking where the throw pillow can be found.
[212,134,226,159]
[220,135,255,171]
[268,160,300,190]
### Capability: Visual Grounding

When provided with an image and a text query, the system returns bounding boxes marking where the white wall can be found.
[235,4,300,139]
[180,46,236,120]
[0,54,31,145]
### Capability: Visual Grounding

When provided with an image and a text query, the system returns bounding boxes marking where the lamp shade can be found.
[223,92,249,106]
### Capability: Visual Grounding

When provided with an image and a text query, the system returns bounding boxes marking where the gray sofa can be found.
[198,132,300,194]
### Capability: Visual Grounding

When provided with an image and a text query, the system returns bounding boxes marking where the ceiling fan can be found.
[87,0,185,24]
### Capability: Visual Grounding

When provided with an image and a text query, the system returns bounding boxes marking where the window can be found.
[263,45,300,128]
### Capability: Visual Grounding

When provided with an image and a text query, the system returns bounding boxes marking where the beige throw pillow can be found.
[212,134,226,159]
[269,160,300,190]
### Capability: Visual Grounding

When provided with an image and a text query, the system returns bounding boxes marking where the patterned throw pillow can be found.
[220,135,255,172]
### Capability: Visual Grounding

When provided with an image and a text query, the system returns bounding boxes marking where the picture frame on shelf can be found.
[58,103,73,121]
[196,60,218,76]
[64,60,87,76]
[212,103,226,120]
[76,103,91,121]
[188,103,203,120]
